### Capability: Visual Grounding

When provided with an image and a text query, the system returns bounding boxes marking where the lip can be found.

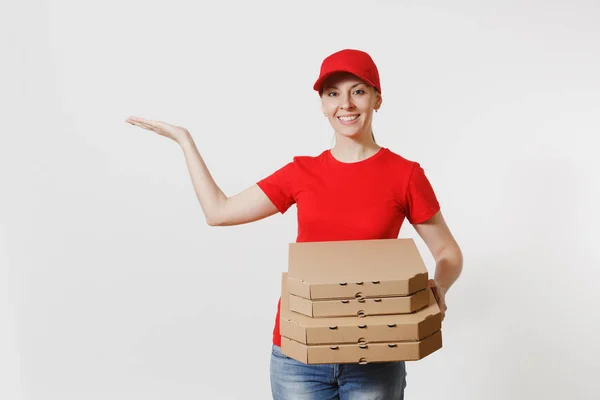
[337,114,361,125]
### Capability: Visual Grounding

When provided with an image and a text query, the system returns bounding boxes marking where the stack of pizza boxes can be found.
[279,238,443,365]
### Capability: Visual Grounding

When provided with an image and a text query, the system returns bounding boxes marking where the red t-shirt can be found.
[256,147,440,347]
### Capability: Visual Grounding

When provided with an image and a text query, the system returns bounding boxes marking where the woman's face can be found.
[320,72,382,139]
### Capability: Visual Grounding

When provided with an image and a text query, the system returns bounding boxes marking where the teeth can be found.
[338,115,359,121]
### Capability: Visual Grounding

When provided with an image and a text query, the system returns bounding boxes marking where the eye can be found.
[353,89,366,95]
[327,91,338,97]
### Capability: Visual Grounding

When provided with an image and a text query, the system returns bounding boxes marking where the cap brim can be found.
[313,70,379,94]
[313,70,346,93]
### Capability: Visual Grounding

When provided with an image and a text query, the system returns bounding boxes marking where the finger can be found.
[127,117,157,127]
[431,285,440,302]
[140,120,164,131]
[129,120,156,131]
[131,118,156,128]
[127,116,150,123]
[137,122,156,130]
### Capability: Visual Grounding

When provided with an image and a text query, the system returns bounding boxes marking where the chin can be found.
[336,126,364,138]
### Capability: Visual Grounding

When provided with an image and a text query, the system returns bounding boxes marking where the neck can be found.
[330,131,381,163]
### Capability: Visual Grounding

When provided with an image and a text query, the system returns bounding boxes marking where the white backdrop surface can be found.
[1,1,599,399]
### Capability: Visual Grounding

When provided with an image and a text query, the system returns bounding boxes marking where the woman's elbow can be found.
[437,243,463,269]
[205,213,223,226]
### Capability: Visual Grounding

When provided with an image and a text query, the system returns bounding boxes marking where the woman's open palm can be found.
[126,116,190,144]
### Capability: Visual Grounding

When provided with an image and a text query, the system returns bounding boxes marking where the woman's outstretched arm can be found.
[126,116,279,226]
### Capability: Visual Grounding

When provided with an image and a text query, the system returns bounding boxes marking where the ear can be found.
[374,92,383,111]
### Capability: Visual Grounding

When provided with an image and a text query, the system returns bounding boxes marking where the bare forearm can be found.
[178,134,226,224]
[434,246,463,293]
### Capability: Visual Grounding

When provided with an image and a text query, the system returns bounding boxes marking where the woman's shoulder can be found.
[290,149,330,165]
[380,147,420,167]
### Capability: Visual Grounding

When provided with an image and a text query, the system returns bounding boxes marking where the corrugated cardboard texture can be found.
[288,288,430,318]
[280,273,442,345]
[281,331,442,364]
[288,238,429,299]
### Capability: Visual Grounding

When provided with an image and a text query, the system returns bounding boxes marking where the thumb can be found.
[428,280,440,303]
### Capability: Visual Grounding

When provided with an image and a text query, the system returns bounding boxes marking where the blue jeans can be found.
[270,344,407,399]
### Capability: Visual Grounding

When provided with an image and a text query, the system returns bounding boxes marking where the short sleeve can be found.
[256,161,296,214]
[406,162,440,224]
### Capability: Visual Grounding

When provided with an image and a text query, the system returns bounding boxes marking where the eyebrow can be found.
[324,82,366,90]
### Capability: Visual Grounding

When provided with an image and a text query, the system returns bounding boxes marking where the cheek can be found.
[361,98,377,110]
[323,103,337,115]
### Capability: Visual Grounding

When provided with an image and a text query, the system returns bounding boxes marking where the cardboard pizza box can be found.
[287,238,429,300]
[280,272,442,345]
[288,288,430,318]
[280,331,442,364]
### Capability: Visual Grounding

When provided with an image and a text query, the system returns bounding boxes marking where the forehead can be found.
[322,72,367,89]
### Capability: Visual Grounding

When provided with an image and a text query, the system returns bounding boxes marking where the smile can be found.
[337,114,360,125]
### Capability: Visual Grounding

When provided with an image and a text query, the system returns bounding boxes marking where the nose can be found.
[340,92,355,110]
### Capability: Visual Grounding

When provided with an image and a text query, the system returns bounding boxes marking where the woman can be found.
[126,48,463,399]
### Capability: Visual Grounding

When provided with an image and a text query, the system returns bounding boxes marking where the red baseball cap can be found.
[313,49,381,94]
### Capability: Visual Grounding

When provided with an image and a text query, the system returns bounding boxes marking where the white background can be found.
[2,0,599,399]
